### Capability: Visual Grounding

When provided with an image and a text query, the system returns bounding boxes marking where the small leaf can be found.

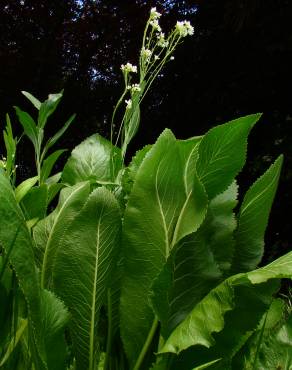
[15,176,38,203]
[38,91,63,128]
[43,113,76,153]
[21,91,41,110]
[14,106,38,148]
[40,149,66,183]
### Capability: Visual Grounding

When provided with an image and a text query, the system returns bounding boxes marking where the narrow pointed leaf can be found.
[14,106,38,147]
[196,114,261,199]
[231,155,283,272]
[44,113,76,153]
[53,187,121,370]
[38,92,63,128]
[21,91,41,110]
[40,149,66,183]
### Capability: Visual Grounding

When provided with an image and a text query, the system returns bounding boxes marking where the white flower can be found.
[157,32,169,48]
[170,56,175,60]
[184,21,194,35]
[131,83,141,92]
[149,19,161,32]
[125,99,132,109]
[121,63,138,73]
[150,7,161,20]
[154,55,160,61]
[141,47,152,62]
[175,20,194,37]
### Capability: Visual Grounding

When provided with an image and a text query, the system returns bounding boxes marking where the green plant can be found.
[0,7,291,370]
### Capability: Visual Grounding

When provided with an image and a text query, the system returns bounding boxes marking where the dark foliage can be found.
[0,0,291,260]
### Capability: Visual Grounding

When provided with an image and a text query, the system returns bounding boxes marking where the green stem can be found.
[133,317,159,370]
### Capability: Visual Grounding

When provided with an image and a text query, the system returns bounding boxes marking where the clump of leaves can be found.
[0,6,291,370]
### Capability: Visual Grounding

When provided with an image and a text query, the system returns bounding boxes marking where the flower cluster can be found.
[150,7,161,20]
[157,32,169,48]
[149,7,162,32]
[121,63,137,73]
[175,20,194,37]
[141,47,152,62]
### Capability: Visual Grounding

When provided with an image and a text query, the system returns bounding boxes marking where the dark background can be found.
[0,0,291,262]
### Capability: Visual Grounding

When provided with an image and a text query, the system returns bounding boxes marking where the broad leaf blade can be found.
[36,182,90,287]
[161,251,292,355]
[120,129,208,366]
[151,182,238,337]
[231,155,283,273]
[53,187,121,370]
[62,134,123,185]
[196,114,261,199]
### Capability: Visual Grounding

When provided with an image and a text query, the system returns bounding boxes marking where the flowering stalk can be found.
[110,7,194,161]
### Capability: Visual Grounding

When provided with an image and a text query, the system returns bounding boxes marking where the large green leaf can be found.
[196,114,261,199]
[35,182,90,288]
[231,155,283,273]
[120,129,208,367]
[0,170,47,369]
[160,251,292,355]
[151,182,238,338]
[62,134,123,185]
[53,187,121,370]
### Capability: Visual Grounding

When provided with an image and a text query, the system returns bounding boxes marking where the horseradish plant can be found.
[0,7,291,370]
